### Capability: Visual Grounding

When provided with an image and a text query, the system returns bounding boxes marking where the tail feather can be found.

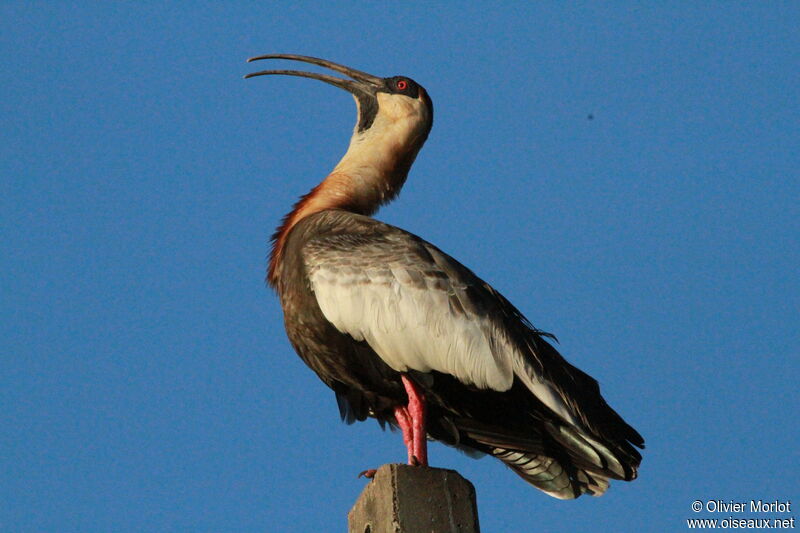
[547,422,636,480]
[491,447,610,499]
[459,416,637,498]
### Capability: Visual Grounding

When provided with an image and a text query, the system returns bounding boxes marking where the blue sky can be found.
[2,3,798,532]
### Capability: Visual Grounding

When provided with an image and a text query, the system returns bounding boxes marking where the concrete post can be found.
[348,464,480,533]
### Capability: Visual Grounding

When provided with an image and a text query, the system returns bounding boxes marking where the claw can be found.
[358,468,377,479]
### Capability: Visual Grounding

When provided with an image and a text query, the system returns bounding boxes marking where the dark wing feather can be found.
[299,210,643,498]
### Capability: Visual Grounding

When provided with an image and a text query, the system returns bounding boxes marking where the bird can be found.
[245,54,643,499]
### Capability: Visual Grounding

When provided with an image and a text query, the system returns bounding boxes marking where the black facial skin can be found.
[385,76,421,98]
[356,76,427,133]
[356,95,379,132]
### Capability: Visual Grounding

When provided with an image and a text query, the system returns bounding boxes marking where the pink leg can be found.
[393,405,415,464]
[401,375,428,466]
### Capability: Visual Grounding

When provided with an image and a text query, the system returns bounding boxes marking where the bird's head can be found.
[245,54,433,172]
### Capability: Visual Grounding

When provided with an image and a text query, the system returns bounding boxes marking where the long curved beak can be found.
[245,54,385,98]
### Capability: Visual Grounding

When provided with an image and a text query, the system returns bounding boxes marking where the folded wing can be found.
[303,217,643,497]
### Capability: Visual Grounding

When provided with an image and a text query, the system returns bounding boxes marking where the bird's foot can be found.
[358,468,377,479]
[401,375,428,467]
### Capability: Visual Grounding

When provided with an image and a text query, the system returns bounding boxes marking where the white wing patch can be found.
[309,255,513,391]
[305,236,579,426]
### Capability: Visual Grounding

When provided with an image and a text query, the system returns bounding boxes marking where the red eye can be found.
[396,80,408,90]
